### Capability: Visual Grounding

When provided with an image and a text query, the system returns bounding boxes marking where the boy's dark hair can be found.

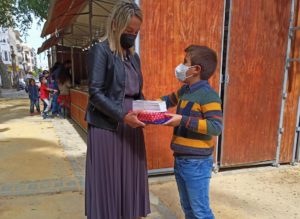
[42,70,49,76]
[29,78,35,84]
[184,45,217,80]
[39,76,45,83]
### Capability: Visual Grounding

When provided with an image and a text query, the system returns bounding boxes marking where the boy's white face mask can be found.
[175,63,194,82]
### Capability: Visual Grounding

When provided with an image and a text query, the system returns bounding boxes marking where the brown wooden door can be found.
[221,0,292,167]
[140,0,225,170]
[280,0,300,163]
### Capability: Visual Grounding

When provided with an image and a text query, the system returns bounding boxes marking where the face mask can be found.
[120,33,137,49]
[175,64,194,82]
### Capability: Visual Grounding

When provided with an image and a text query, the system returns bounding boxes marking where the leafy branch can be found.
[0,0,49,35]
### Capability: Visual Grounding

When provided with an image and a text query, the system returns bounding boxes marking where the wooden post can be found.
[47,50,52,70]
[71,47,75,87]
[89,0,93,43]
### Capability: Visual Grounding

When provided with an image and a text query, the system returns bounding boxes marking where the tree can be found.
[0,60,12,89]
[0,0,49,88]
[0,0,49,34]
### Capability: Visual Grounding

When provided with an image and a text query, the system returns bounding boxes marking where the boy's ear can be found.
[192,65,201,75]
[195,65,201,73]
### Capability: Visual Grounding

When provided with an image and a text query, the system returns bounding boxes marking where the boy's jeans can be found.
[174,156,214,219]
[30,99,40,113]
[42,99,51,113]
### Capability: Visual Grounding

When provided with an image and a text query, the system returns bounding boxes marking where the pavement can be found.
[0,88,28,99]
[1,90,300,219]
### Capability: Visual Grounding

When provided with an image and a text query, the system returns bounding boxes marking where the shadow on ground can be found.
[0,137,75,182]
[0,100,31,124]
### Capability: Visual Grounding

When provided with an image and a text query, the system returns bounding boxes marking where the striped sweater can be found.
[160,80,223,157]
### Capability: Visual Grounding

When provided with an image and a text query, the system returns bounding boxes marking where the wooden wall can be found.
[280,0,300,163]
[70,89,88,130]
[55,45,71,64]
[140,0,225,169]
[221,0,292,166]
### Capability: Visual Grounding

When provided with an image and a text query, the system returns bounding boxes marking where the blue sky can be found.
[20,17,48,69]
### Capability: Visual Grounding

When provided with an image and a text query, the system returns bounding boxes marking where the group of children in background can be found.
[27,60,72,119]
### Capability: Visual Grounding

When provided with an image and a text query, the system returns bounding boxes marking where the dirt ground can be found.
[0,99,74,182]
[0,192,85,219]
[0,97,82,219]
[1,95,300,219]
[150,166,300,219]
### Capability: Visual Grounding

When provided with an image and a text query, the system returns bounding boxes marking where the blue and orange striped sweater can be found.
[160,80,223,157]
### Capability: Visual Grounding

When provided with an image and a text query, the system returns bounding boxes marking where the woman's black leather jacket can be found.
[85,40,144,131]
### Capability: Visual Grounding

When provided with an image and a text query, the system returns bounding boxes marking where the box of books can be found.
[132,100,171,124]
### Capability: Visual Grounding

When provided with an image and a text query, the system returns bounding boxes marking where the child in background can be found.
[161,45,223,219]
[39,75,57,119]
[50,76,60,116]
[57,70,71,118]
[28,79,40,115]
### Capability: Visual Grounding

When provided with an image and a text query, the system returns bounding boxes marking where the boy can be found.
[28,79,40,115]
[161,45,223,219]
[39,75,57,118]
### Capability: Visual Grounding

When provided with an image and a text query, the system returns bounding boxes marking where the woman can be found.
[85,1,150,219]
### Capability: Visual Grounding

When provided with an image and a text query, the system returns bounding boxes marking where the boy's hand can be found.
[124,111,146,128]
[163,113,182,127]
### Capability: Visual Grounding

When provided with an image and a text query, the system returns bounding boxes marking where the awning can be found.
[41,0,87,37]
[39,0,118,51]
[37,35,62,54]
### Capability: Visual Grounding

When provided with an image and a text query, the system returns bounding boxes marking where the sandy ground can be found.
[150,165,300,219]
[0,192,85,219]
[0,97,83,219]
[1,94,300,219]
[0,99,74,182]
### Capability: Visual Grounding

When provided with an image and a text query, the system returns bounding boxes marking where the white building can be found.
[0,28,12,66]
[0,27,37,74]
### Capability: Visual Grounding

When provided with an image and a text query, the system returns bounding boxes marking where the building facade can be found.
[0,27,37,74]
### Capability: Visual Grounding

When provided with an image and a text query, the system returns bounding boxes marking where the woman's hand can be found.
[124,111,145,128]
[163,113,182,127]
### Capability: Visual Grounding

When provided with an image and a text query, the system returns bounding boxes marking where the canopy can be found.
[38,0,117,53]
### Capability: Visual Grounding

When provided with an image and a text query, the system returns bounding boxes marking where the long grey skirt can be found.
[85,101,151,219]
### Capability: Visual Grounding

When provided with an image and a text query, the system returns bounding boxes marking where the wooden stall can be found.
[54,45,88,85]
[38,0,300,171]
[70,89,88,130]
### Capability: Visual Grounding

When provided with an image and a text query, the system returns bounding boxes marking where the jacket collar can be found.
[187,80,210,93]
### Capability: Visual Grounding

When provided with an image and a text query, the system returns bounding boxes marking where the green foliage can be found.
[31,70,38,77]
[0,0,15,28]
[0,0,49,35]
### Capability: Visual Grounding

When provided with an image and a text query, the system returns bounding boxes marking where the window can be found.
[4,51,8,61]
